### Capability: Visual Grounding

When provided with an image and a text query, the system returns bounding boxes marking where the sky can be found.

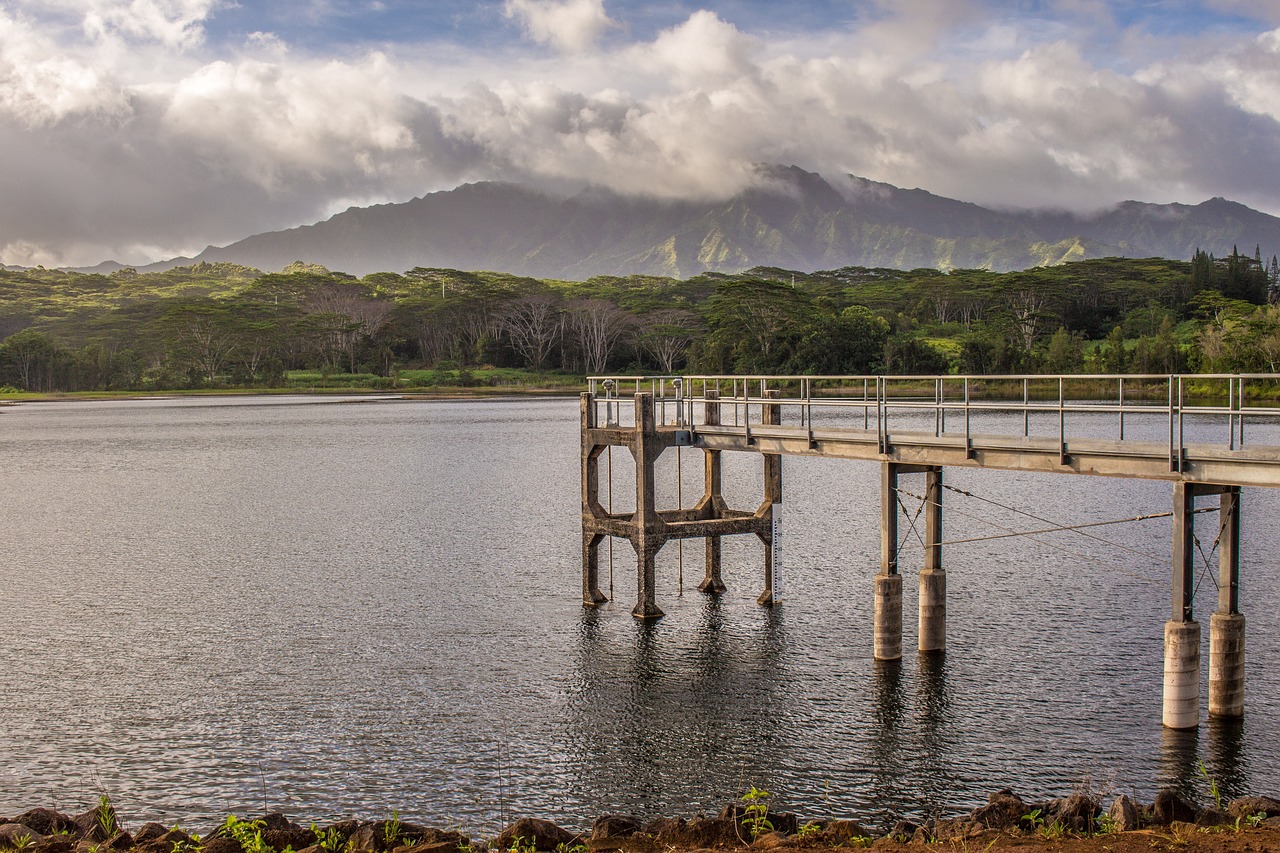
[1,0,1279,268]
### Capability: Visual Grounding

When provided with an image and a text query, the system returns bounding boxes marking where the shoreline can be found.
[4,788,1280,853]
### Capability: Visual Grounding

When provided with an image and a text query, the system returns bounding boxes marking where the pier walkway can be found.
[580,374,1280,730]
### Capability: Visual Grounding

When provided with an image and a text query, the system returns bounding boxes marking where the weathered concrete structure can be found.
[581,375,1280,727]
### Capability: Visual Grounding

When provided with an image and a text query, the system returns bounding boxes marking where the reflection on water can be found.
[1,397,1278,830]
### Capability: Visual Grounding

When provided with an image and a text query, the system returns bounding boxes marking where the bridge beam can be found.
[631,392,665,620]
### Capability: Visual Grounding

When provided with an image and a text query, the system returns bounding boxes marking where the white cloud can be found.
[1,2,1280,267]
[503,0,614,54]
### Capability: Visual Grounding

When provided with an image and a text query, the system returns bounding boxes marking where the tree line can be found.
[2,248,1278,393]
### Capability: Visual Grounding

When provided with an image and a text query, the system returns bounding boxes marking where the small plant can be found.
[173,836,202,853]
[1094,812,1119,835]
[507,836,536,853]
[312,823,344,853]
[553,844,587,853]
[795,822,822,841]
[384,811,406,848]
[12,834,34,851]
[1246,811,1266,828]
[1036,819,1067,841]
[741,786,774,840]
[1019,808,1044,831]
[96,793,119,837]
[1198,761,1225,812]
[222,815,271,853]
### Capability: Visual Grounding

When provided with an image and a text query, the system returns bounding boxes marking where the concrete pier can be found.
[1210,613,1246,717]
[918,467,945,654]
[874,573,904,661]
[1163,620,1201,730]
[875,463,903,660]
[581,388,782,620]
[1210,485,1245,718]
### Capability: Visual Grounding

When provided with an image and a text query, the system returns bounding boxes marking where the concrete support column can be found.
[1164,620,1201,730]
[631,392,665,620]
[758,389,782,606]
[875,462,903,660]
[874,574,903,660]
[582,532,607,606]
[1164,481,1200,729]
[1209,613,1245,717]
[1210,487,1245,718]
[918,466,945,654]
[699,390,727,594]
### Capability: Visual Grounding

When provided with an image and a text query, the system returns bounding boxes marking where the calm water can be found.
[1,396,1277,833]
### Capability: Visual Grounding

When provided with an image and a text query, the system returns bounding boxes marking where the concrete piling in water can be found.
[697,390,727,595]
[874,573,904,661]
[918,466,945,654]
[875,462,903,660]
[1163,620,1201,730]
[1209,486,1245,718]
[757,389,782,607]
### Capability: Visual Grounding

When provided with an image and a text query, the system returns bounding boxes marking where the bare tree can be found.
[638,308,699,373]
[567,299,633,374]
[304,284,394,372]
[498,294,563,370]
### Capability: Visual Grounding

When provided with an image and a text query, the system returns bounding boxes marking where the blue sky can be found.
[1,0,1279,266]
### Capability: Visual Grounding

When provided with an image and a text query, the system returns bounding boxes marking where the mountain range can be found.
[90,166,1280,279]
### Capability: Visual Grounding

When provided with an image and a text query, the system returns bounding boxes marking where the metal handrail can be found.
[588,374,1280,466]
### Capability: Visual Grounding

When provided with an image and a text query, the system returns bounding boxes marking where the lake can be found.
[1,395,1276,833]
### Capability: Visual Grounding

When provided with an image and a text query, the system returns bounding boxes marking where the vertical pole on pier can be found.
[918,466,946,654]
[631,392,665,620]
[875,462,903,660]
[1164,482,1201,729]
[1210,486,1245,718]
[580,393,608,606]
[758,389,782,606]
[698,390,727,594]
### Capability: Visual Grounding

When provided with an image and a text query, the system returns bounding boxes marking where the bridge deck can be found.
[692,422,1280,487]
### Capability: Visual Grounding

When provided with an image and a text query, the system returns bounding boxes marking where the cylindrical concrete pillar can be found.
[874,573,903,661]
[918,569,946,653]
[1209,613,1245,718]
[1163,620,1201,730]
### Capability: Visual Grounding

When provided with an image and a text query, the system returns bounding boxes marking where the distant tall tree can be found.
[637,309,699,374]
[498,293,563,370]
[567,298,633,374]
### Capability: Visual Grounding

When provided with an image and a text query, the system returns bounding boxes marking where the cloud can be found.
[1,2,1280,267]
[503,0,614,53]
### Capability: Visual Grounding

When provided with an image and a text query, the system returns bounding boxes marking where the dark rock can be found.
[13,812,78,838]
[1153,789,1198,826]
[678,818,739,848]
[136,830,192,853]
[264,829,318,853]
[71,805,121,845]
[1228,796,1280,818]
[1,825,46,848]
[1196,808,1229,827]
[1054,792,1101,833]
[820,820,869,843]
[133,824,169,845]
[750,831,789,849]
[715,803,796,837]
[888,820,917,842]
[640,818,684,841]
[199,835,244,853]
[928,818,983,842]
[1107,795,1142,832]
[396,842,465,853]
[99,832,134,851]
[971,789,1029,830]
[32,837,73,853]
[493,819,575,852]
[345,825,385,853]
[590,816,640,841]
[766,813,798,836]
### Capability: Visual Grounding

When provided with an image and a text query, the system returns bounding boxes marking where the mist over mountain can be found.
[114,167,1280,279]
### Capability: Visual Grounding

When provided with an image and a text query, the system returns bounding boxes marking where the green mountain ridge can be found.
[74,167,1280,279]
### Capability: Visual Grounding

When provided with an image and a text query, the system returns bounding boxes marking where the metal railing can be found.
[587,374,1280,471]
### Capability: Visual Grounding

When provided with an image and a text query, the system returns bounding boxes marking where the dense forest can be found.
[1,247,1278,393]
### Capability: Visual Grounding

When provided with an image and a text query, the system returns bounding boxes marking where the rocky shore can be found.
[4,788,1280,853]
